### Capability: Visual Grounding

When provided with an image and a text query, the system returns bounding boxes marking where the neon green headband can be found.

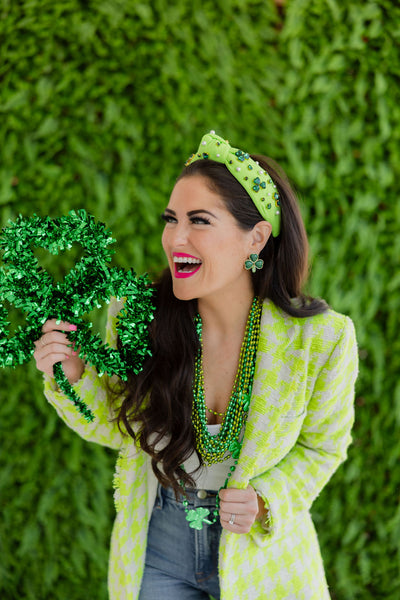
[185,131,281,237]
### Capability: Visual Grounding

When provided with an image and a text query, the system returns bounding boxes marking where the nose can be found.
[162,220,190,256]
[168,221,189,246]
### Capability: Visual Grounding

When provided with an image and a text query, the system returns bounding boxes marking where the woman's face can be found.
[162,175,257,303]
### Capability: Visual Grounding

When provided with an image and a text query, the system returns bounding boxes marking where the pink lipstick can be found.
[173,252,202,279]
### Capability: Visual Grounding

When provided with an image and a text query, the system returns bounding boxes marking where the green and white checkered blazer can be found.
[44,298,358,600]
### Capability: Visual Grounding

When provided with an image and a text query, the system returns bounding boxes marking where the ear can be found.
[248,220,272,254]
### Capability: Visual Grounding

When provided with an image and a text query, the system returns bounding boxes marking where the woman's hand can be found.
[219,485,266,534]
[33,319,85,385]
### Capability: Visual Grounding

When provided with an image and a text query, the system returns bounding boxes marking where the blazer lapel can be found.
[229,300,306,486]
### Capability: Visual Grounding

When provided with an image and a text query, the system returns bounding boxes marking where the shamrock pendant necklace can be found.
[182,297,262,530]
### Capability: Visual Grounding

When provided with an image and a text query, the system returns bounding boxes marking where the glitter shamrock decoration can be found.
[185,507,213,530]
[0,210,155,422]
[244,253,264,273]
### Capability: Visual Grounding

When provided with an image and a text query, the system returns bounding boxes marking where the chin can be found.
[172,288,196,302]
[171,281,198,302]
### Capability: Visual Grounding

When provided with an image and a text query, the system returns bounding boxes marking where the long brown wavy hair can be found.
[113,157,327,494]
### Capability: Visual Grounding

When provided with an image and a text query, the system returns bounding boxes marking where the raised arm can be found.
[35,299,126,450]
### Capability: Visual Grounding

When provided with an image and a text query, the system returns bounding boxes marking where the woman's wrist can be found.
[69,363,86,384]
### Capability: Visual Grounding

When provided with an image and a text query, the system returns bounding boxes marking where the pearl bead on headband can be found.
[185,131,281,237]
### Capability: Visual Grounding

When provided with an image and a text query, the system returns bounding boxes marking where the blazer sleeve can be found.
[250,316,358,543]
[43,298,126,451]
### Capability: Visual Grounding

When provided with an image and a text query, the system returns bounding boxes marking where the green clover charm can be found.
[239,392,251,412]
[244,253,264,273]
[228,439,243,460]
[185,507,212,530]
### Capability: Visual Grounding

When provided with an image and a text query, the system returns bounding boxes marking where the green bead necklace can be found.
[182,297,263,530]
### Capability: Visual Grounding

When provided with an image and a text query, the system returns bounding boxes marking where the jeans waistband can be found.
[157,485,219,508]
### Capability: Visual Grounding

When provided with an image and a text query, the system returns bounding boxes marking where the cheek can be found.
[221,234,249,263]
[161,229,169,255]
[209,241,246,276]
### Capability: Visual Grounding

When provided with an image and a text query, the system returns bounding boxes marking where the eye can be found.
[190,216,211,225]
[161,213,177,224]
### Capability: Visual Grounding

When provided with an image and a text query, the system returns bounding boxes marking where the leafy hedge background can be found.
[0,0,399,598]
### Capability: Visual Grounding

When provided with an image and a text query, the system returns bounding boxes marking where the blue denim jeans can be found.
[139,485,222,600]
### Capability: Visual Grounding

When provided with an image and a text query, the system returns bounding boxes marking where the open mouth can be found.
[173,253,202,279]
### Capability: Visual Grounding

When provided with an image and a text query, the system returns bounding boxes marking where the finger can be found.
[36,342,77,360]
[220,516,252,534]
[37,331,73,348]
[219,500,255,516]
[219,508,255,525]
[219,511,240,524]
[48,353,71,364]
[219,487,255,502]
[42,319,78,334]
[35,353,71,376]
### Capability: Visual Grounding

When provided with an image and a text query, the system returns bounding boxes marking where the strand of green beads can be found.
[220,298,262,489]
[206,405,226,417]
[192,297,262,465]
[183,297,262,528]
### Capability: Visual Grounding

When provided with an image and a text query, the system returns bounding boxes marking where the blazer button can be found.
[197,489,207,499]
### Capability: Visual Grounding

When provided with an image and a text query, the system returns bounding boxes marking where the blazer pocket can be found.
[277,406,307,445]
[282,406,307,421]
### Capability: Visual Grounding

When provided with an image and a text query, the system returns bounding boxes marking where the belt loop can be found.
[156,483,164,509]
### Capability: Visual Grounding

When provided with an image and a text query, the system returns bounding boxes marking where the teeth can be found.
[173,256,202,264]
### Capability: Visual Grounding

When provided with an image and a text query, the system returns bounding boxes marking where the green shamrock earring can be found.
[244,253,264,273]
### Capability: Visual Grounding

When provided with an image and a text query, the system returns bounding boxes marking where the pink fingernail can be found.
[72,351,78,356]
[69,324,77,331]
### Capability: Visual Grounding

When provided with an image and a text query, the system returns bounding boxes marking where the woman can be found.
[34,131,358,600]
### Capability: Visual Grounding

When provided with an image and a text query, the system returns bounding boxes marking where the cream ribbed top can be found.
[183,424,236,491]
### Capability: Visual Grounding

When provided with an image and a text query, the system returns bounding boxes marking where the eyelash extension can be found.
[160,213,176,223]
[161,213,211,225]
[190,216,211,225]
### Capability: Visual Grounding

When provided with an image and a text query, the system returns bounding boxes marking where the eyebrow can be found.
[164,208,218,218]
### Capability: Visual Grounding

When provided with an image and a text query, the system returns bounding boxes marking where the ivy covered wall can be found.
[1,1,399,598]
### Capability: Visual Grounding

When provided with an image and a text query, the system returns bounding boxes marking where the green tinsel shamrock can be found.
[244,253,264,273]
[0,210,155,422]
[185,507,212,530]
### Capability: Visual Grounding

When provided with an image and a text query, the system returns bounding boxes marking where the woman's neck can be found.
[197,287,255,340]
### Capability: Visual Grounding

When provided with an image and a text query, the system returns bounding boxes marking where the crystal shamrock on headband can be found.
[185,131,281,237]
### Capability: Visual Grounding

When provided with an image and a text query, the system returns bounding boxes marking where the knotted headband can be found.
[185,131,281,237]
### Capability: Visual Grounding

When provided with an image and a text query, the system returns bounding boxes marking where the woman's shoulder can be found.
[261,298,356,349]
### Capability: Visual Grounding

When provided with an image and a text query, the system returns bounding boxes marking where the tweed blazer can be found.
[44,298,358,600]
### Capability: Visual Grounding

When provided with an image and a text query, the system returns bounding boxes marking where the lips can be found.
[173,252,202,279]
